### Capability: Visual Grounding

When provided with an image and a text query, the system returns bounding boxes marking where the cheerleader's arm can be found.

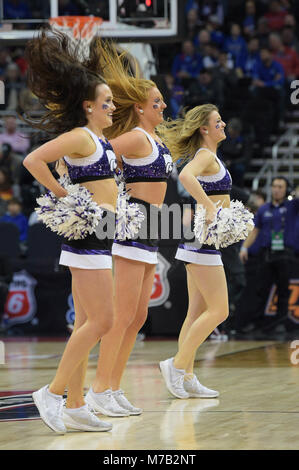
[23,129,93,198]
[179,150,217,224]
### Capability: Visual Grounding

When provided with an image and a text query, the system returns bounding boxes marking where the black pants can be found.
[256,249,292,321]
[221,243,246,309]
[0,282,9,318]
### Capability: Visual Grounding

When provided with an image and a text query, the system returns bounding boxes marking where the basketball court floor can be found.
[0,337,298,450]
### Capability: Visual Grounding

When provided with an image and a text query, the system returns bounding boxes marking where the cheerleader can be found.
[77,40,174,416]
[23,29,117,432]
[158,104,240,399]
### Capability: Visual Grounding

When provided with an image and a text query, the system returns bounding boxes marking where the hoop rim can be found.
[49,16,103,29]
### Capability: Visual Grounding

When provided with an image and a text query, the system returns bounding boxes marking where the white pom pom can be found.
[115,182,145,240]
[35,176,104,240]
[194,200,254,248]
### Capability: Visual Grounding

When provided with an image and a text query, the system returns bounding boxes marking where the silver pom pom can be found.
[115,182,145,240]
[194,200,254,249]
[35,176,104,240]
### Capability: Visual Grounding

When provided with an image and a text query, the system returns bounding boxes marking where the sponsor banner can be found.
[1,252,298,336]
[149,253,171,307]
[2,270,37,328]
[265,279,299,324]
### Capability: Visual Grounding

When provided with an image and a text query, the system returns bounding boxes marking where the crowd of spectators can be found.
[164,0,299,151]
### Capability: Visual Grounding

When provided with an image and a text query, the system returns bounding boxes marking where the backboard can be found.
[0,0,179,41]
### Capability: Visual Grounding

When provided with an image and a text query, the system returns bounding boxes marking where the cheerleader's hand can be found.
[205,203,217,225]
[55,187,68,199]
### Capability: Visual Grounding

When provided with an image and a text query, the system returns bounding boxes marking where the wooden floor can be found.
[0,337,298,450]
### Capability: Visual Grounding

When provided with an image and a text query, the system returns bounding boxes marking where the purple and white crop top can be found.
[195,148,232,195]
[63,127,117,184]
[121,127,173,183]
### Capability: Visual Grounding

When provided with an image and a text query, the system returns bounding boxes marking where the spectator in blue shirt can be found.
[164,74,185,118]
[251,47,285,87]
[251,47,285,129]
[240,177,299,332]
[224,23,248,67]
[256,17,271,48]
[171,40,202,84]
[0,197,28,243]
[236,37,260,77]
[186,8,201,40]
[201,43,220,69]
[185,0,199,14]
[194,29,211,55]
[198,1,225,26]
[243,0,257,38]
[206,16,226,48]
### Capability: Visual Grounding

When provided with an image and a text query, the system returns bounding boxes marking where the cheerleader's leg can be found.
[49,268,114,396]
[92,257,146,393]
[173,264,229,371]
[65,279,88,409]
[110,262,156,391]
[177,267,207,375]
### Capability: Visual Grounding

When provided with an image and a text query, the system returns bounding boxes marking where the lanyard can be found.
[269,204,286,251]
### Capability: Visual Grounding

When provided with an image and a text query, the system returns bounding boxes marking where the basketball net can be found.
[49,16,103,62]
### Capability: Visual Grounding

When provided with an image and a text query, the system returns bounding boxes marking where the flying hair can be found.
[157,104,219,164]
[24,26,106,135]
[85,38,156,139]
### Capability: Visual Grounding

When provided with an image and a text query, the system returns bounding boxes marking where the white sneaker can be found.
[63,403,112,432]
[112,390,142,415]
[159,358,189,399]
[32,385,66,434]
[85,388,130,417]
[184,375,219,398]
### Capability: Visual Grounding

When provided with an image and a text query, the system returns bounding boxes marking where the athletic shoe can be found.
[184,375,219,398]
[112,390,142,415]
[32,385,66,434]
[63,403,112,432]
[85,388,130,417]
[159,358,189,399]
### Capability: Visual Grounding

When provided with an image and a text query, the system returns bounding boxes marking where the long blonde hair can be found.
[86,39,156,139]
[157,104,219,164]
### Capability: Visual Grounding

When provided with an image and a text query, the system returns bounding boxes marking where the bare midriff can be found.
[82,178,118,213]
[126,181,167,208]
[208,194,230,208]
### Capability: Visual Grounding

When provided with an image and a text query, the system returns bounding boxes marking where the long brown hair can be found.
[85,39,156,139]
[24,27,106,135]
[157,104,219,164]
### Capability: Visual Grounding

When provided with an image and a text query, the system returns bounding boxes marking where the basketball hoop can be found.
[49,16,103,61]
